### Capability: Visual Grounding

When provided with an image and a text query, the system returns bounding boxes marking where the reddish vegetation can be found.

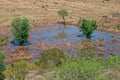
[4,46,37,63]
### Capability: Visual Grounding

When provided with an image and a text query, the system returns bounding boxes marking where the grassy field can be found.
[0,0,120,27]
[0,0,120,37]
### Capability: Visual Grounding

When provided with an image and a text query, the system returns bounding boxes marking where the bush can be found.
[11,18,30,46]
[116,24,120,30]
[46,51,105,80]
[80,19,98,38]
[4,60,37,80]
[35,48,69,70]
[0,51,6,80]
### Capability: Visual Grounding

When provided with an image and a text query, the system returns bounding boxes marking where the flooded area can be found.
[5,24,120,62]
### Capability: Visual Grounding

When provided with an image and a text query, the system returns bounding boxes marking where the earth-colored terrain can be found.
[0,0,120,27]
[0,0,120,80]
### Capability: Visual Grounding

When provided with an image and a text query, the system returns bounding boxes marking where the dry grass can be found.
[0,0,120,28]
[0,0,120,37]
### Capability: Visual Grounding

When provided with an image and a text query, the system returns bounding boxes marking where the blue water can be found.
[7,25,120,57]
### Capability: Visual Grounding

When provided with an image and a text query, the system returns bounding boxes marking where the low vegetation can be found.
[35,48,69,70]
[45,50,120,80]
[0,37,8,45]
[0,51,6,80]
[4,60,37,80]
[2,48,120,80]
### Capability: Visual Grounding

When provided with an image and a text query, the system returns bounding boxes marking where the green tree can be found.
[80,19,98,38]
[58,9,68,25]
[11,18,30,46]
[0,51,6,80]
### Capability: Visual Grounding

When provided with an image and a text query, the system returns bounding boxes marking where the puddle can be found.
[6,25,120,59]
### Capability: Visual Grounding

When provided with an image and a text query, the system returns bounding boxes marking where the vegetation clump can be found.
[45,50,120,80]
[35,48,69,69]
[116,24,120,30]
[0,51,6,80]
[11,18,30,46]
[45,50,105,80]
[4,60,37,80]
[80,19,98,38]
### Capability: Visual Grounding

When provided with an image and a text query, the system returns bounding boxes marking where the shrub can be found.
[116,24,120,30]
[57,9,68,25]
[80,19,98,38]
[35,48,69,70]
[46,51,104,80]
[4,60,37,80]
[11,18,30,46]
[0,51,6,80]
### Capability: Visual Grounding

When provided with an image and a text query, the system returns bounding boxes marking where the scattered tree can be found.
[58,9,68,25]
[80,19,98,38]
[11,18,30,46]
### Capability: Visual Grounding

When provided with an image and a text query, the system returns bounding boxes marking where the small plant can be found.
[116,24,120,30]
[11,18,30,46]
[0,51,6,80]
[35,48,69,69]
[57,9,68,25]
[80,19,98,38]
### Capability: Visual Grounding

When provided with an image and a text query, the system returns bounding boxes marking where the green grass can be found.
[3,49,120,80]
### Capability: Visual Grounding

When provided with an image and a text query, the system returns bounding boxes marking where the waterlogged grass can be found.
[54,32,68,39]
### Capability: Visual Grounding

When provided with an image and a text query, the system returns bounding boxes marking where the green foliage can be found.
[0,37,8,43]
[0,51,6,80]
[45,51,120,80]
[78,50,95,60]
[0,37,8,46]
[57,9,68,17]
[5,60,37,80]
[80,19,98,38]
[11,18,30,45]
[46,51,105,80]
[35,48,69,69]
[103,56,120,68]
[57,9,68,25]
